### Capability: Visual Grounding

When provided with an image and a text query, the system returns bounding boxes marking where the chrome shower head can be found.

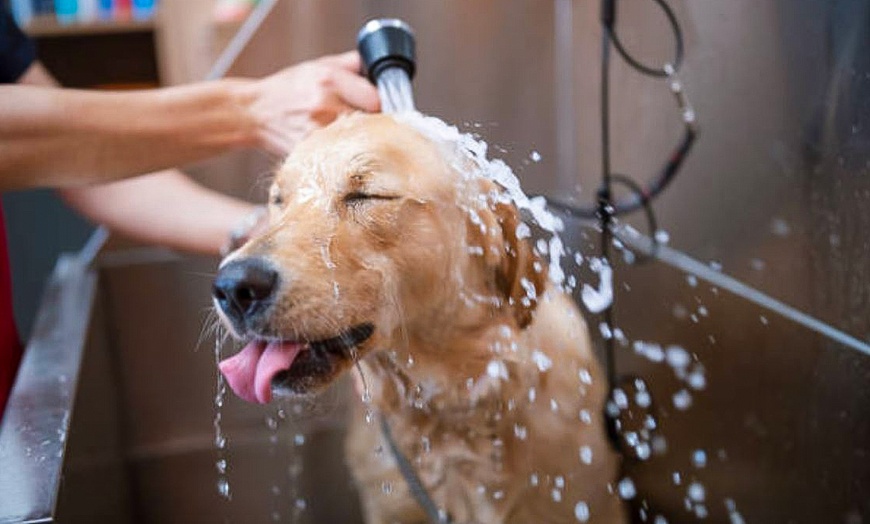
[357,18,416,85]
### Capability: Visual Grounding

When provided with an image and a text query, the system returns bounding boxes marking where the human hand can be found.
[241,51,380,156]
[221,205,269,257]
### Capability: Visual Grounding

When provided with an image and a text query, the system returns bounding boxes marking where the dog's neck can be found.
[359,302,541,434]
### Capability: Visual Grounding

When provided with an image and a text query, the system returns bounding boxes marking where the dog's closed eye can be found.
[343,191,400,207]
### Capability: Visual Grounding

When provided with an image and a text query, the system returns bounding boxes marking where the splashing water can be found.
[390,111,569,288]
[581,257,613,313]
[376,61,571,293]
[375,68,569,287]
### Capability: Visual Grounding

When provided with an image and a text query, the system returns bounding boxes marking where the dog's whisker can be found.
[196,309,222,353]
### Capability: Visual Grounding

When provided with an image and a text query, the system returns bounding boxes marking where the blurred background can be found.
[1,0,868,523]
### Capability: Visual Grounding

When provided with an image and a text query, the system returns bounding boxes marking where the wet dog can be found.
[213,113,624,523]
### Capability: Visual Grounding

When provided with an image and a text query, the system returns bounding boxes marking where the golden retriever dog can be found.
[213,113,625,523]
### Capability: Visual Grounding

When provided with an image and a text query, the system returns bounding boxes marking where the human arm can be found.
[10,51,376,255]
[0,51,379,191]
[16,61,259,255]
[59,171,258,255]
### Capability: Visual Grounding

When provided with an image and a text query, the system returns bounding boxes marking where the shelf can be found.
[23,13,158,38]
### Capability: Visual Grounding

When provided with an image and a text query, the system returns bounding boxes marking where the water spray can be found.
[357,18,417,113]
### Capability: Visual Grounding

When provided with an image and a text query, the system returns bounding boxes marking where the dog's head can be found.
[213,113,546,403]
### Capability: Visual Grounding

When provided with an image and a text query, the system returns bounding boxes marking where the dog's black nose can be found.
[213,258,278,325]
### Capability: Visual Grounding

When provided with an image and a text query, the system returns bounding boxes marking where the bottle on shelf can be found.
[54,0,78,24]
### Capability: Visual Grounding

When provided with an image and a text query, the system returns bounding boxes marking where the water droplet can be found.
[382,481,394,494]
[599,322,613,340]
[578,368,593,385]
[574,501,591,522]
[724,498,746,524]
[552,488,563,502]
[531,350,553,372]
[579,409,592,424]
[617,478,636,500]
[654,230,670,244]
[672,471,682,485]
[688,482,706,502]
[692,449,707,468]
[514,424,528,440]
[295,498,307,510]
[770,218,791,237]
[530,473,539,486]
[215,459,227,474]
[579,445,593,465]
[688,370,707,390]
[665,346,691,369]
[216,477,231,499]
[672,389,693,410]
[612,388,629,409]
[636,443,652,461]
[635,390,652,408]
[634,341,665,362]
[265,416,278,430]
[486,359,509,380]
[294,433,305,446]
[760,315,769,325]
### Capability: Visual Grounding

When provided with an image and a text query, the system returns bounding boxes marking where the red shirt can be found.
[1,5,36,420]
[0,204,21,418]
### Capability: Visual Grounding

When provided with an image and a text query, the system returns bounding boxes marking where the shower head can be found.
[357,18,416,85]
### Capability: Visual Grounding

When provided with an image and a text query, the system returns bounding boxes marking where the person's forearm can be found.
[0,81,260,190]
[59,170,256,255]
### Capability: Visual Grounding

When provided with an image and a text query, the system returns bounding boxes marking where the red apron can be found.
[0,203,21,420]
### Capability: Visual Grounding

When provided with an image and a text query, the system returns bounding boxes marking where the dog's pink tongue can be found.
[219,341,303,404]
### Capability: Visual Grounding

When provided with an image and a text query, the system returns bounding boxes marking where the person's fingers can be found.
[330,68,381,112]
[319,50,362,72]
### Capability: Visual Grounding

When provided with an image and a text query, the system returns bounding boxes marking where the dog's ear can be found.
[469,182,546,329]
[491,200,546,329]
